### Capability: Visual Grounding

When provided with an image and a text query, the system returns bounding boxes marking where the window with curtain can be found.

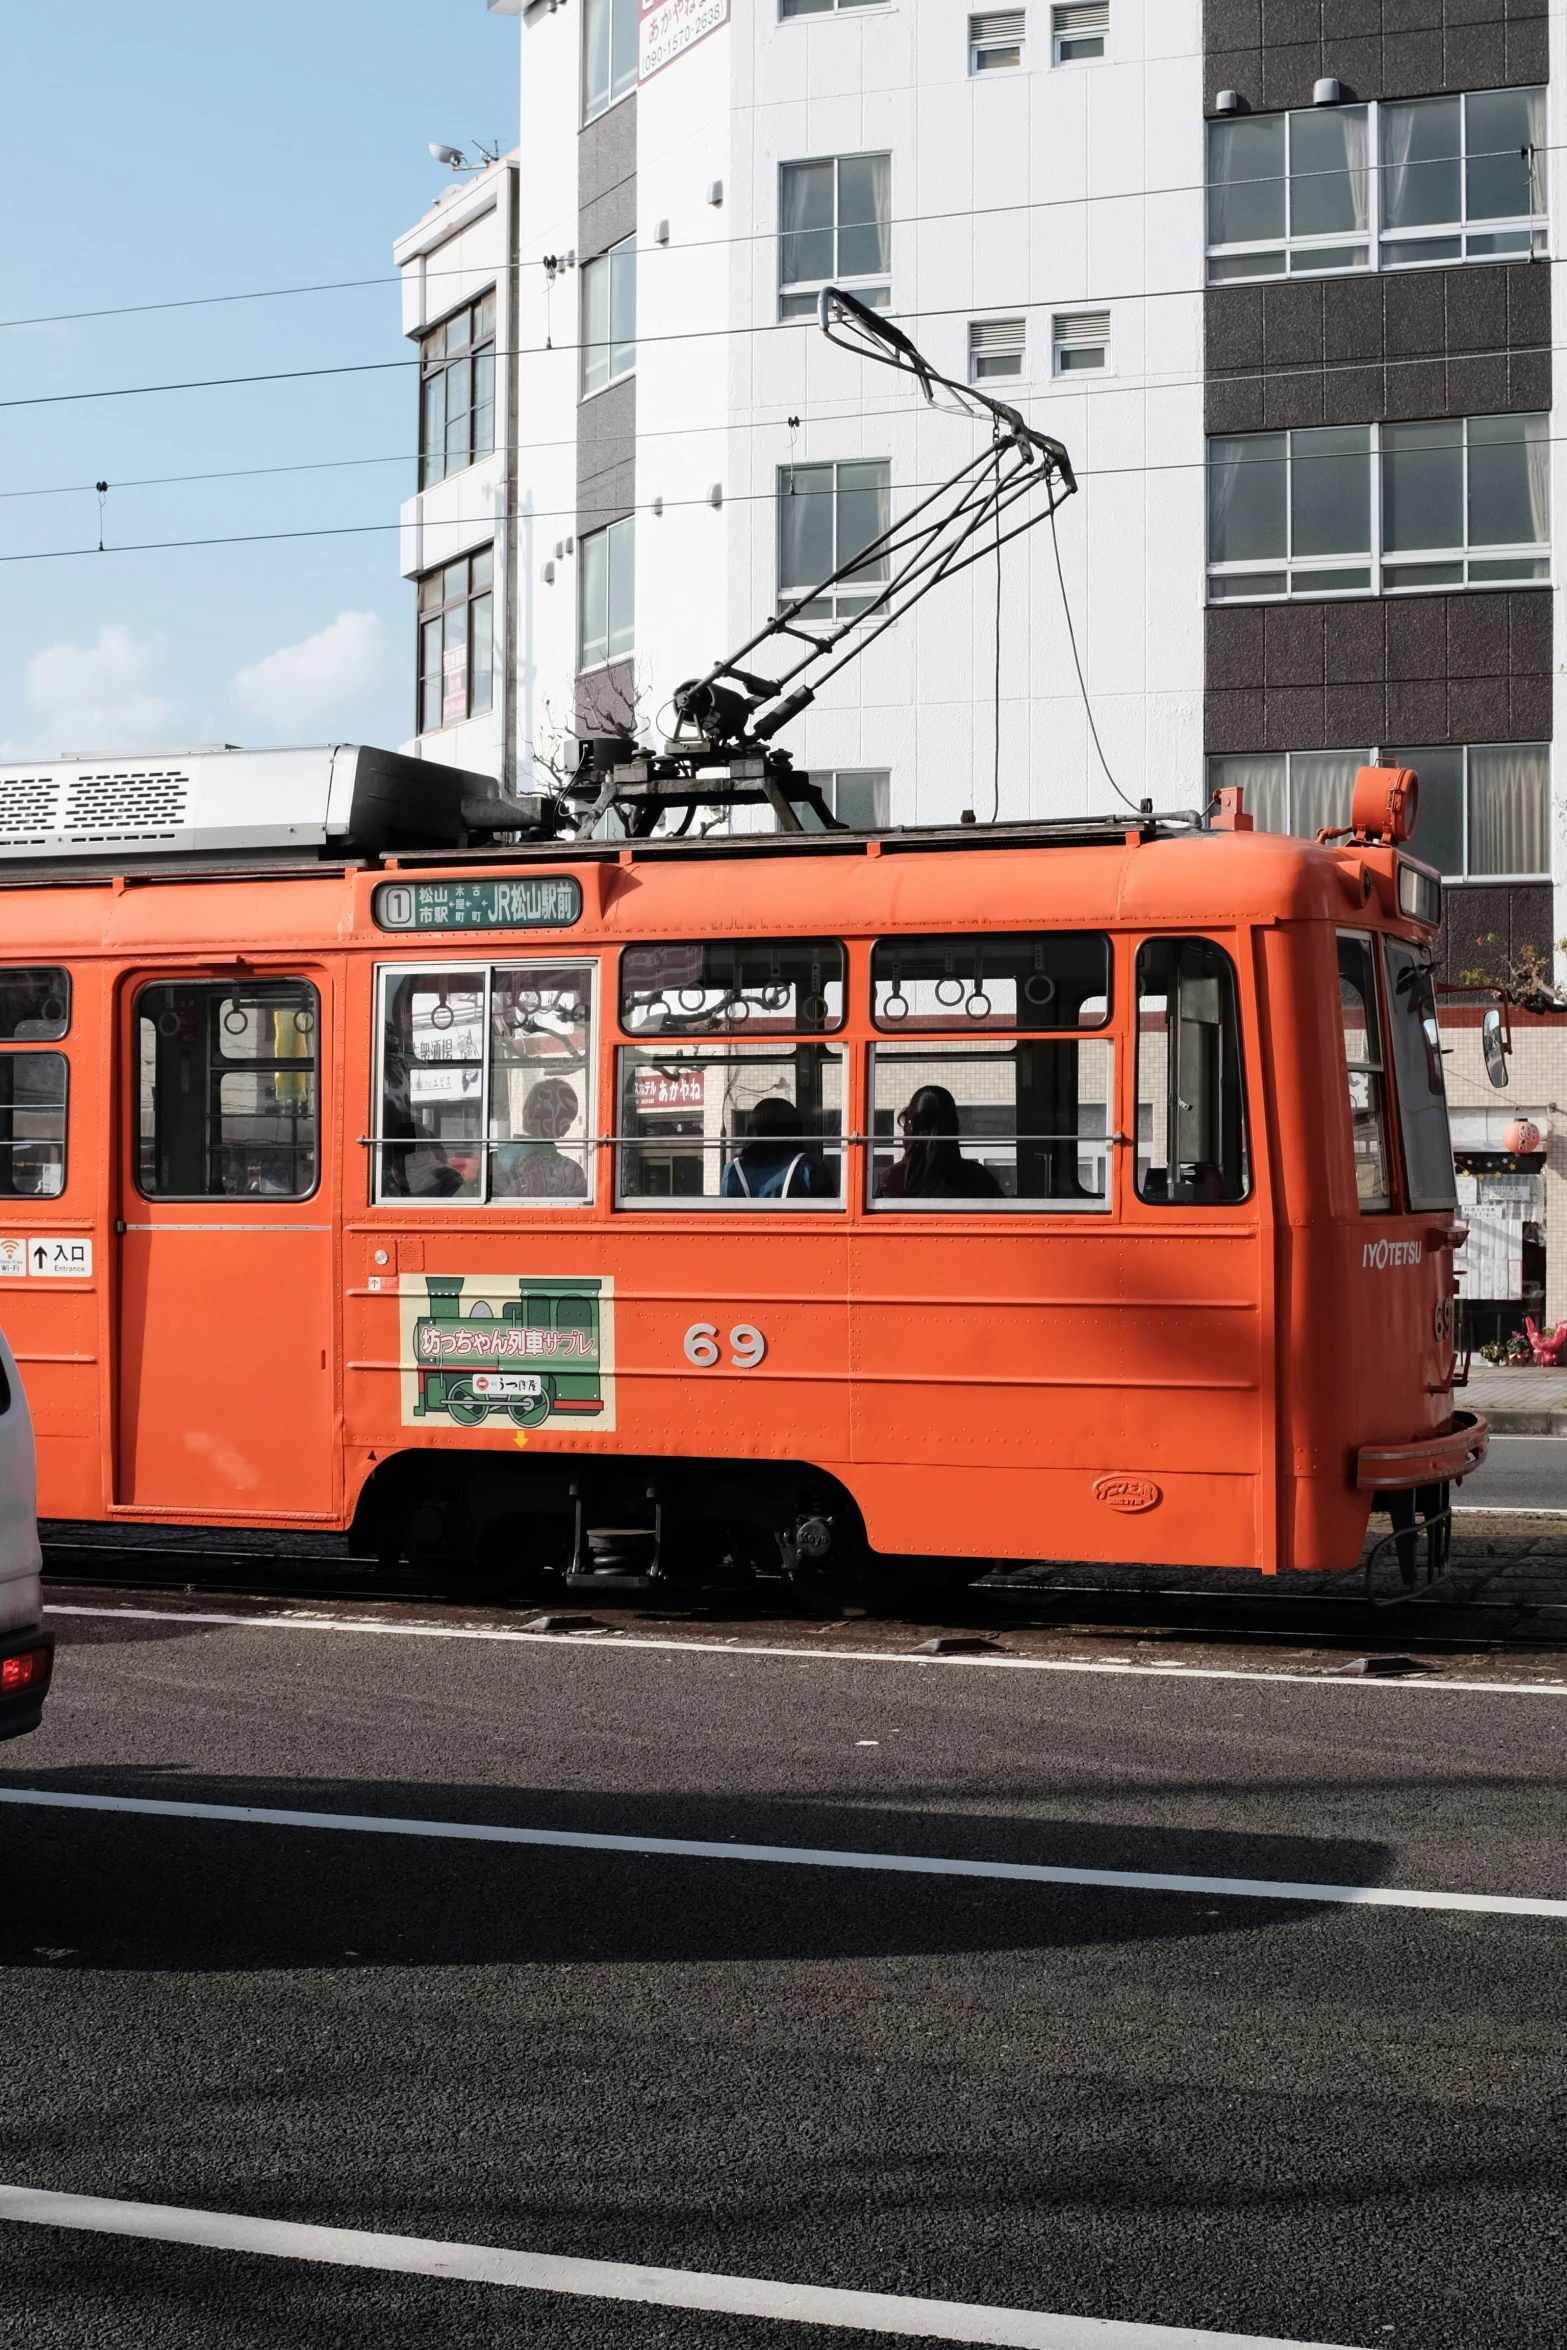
[778,460,891,620]
[1381,87,1547,266]
[1206,752,1368,839]
[1207,106,1369,281]
[1207,427,1371,600]
[1382,414,1549,589]
[1209,744,1551,880]
[1207,415,1549,602]
[582,0,637,122]
[419,294,496,490]
[779,154,891,319]
[1207,88,1545,285]
[1385,743,1550,878]
[580,237,636,398]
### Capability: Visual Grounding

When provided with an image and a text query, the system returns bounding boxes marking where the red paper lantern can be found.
[1504,1118,1541,1156]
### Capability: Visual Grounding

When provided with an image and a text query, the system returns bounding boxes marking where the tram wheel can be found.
[508,1380,554,1429]
[445,1382,488,1426]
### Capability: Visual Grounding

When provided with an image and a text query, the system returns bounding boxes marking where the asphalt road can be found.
[4,1598,1567,2348]
[1457,1433,1567,1513]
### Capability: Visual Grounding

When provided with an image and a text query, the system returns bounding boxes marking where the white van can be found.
[0,1324,51,1738]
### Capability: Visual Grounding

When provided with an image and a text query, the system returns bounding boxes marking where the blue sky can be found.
[1,1,517,757]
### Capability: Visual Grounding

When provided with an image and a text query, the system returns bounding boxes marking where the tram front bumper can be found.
[1355,1411,1488,1493]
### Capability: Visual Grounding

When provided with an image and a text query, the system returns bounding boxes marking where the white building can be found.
[396,151,522,790]
[396,0,1206,825]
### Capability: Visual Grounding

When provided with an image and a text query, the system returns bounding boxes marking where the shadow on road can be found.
[0,1764,1392,1973]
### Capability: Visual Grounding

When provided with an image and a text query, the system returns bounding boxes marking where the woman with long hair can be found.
[874,1084,1003,1200]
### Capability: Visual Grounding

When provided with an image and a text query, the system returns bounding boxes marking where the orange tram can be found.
[0,748,1485,1600]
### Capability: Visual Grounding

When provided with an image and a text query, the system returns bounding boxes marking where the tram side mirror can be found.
[1482,1007,1510,1090]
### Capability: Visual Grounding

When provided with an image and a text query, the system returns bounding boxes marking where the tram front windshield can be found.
[1383,942,1457,1212]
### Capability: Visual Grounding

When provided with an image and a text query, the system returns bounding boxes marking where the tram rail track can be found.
[38,1512,1567,1661]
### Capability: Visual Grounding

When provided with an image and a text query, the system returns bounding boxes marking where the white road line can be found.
[41,1601,1567,1695]
[1,1785,1561,1917]
[0,2183,1355,2348]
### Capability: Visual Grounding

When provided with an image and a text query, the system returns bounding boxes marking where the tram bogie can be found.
[0,753,1485,1597]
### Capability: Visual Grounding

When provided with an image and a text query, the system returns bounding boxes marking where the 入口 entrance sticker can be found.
[0,1241,24,1278]
[28,1237,91,1279]
[398,1273,615,1433]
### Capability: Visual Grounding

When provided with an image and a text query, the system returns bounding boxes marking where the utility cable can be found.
[1048,498,1141,819]
[0,134,1547,332]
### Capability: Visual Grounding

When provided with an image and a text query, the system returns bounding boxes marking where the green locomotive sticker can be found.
[374,877,583,932]
[398,1273,615,1433]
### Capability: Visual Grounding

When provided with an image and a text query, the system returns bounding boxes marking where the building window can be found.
[1382,744,1550,880]
[583,0,637,123]
[1052,1,1106,62]
[970,11,1024,71]
[1206,87,1545,285]
[1383,415,1549,590]
[779,155,890,320]
[418,550,494,733]
[970,319,1026,380]
[806,769,892,829]
[1206,415,1549,603]
[581,237,636,398]
[1206,744,1551,880]
[1206,750,1371,839]
[580,517,634,670]
[782,0,886,18]
[419,294,496,490]
[778,461,891,620]
[1053,310,1108,373]
[1382,89,1546,267]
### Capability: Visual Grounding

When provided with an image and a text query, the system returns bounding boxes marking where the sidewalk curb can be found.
[1479,1409,1567,1437]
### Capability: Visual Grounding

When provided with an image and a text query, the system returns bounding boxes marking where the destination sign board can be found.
[374,876,583,933]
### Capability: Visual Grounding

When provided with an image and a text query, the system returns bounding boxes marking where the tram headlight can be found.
[1397,862,1441,927]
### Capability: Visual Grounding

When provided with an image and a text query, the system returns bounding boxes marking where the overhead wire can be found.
[0,131,1547,333]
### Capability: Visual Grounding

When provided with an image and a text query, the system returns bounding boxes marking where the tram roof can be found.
[0,808,1434,953]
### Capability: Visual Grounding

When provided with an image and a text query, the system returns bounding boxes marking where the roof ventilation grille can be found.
[0,776,60,848]
[62,768,191,843]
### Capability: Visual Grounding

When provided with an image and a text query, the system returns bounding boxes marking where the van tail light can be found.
[1,1648,48,1693]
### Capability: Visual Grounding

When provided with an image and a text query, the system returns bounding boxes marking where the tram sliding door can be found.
[114,970,337,1519]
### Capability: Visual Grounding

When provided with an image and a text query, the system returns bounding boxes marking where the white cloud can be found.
[232,610,385,731]
[24,624,173,750]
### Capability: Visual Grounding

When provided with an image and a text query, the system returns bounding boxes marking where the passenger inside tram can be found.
[721,1094,839,1200]
[874,1085,1005,1200]
[492,1078,588,1198]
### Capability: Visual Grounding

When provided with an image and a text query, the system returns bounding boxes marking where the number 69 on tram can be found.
[0,759,1482,1597]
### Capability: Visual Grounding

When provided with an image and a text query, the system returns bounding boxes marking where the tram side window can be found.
[0,967,69,1041]
[869,1042,1112,1208]
[0,1054,67,1198]
[1135,939,1249,1205]
[377,963,595,1205]
[1336,934,1392,1214]
[136,981,318,1199]
[871,932,1110,1031]
[618,1043,844,1204]
[617,938,845,1206]
[1383,940,1458,1213]
[621,938,845,1035]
